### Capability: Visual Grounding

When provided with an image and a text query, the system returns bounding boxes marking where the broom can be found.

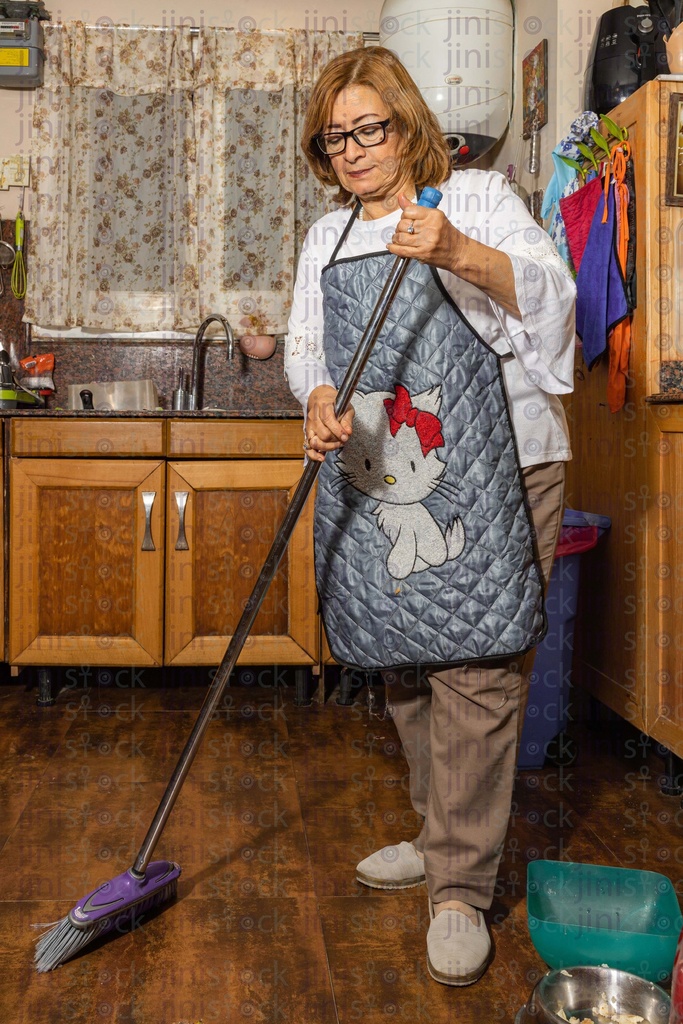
[34,186,442,972]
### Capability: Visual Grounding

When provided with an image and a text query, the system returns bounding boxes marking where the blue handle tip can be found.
[417,186,443,209]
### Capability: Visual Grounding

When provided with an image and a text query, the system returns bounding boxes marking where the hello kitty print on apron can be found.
[338,384,465,580]
[314,205,546,671]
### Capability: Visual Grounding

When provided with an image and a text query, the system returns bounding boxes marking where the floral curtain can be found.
[27,23,363,333]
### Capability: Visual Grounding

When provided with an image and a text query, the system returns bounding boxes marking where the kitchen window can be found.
[26,23,363,336]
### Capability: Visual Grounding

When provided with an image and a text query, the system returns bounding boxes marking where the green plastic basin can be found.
[527,860,683,983]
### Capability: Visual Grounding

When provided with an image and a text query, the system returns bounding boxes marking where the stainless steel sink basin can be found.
[66,379,159,411]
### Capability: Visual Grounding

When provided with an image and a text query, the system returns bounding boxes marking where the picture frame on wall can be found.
[665,92,683,207]
[522,39,548,141]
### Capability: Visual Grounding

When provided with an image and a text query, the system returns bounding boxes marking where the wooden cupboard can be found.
[165,462,316,667]
[566,81,683,758]
[9,456,165,666]
[0,424,4,662]
[644,404,683,755]
[6,417,318,684]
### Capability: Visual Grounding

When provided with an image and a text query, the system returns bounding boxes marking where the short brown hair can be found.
[302,46,451,206]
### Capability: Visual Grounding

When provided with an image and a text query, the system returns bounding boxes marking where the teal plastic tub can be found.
[527,860,683,983]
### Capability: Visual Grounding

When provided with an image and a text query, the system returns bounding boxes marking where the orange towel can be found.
[607,142,631,414]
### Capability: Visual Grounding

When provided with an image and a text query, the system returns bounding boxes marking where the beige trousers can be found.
[384,460,566,908]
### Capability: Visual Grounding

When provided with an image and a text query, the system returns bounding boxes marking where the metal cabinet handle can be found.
[174,491,189,551]
[141,491,156,551]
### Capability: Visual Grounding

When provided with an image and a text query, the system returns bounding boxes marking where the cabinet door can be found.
[645,407,683,755]
[9,459,165,666]
[0,427,4,661]
[165,461,317,665]
[565,354,649,732]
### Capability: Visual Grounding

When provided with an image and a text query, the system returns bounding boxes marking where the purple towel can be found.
[575,181,629,370]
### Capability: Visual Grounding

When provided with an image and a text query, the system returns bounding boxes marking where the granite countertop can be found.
[646,392,683,404]
[0,408,303,419]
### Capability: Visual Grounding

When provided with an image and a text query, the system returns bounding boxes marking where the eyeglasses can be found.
[314,119,391,156]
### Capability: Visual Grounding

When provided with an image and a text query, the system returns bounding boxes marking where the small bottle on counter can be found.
[172,367,188,410]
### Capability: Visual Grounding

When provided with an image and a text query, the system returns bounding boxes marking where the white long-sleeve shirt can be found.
[285,169,576,467]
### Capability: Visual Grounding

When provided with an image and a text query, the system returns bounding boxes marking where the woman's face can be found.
[325,85,404,201]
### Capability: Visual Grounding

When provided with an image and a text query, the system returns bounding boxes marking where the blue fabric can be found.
[542,111,600,267]
[541,111,600,218]
[575,182,629,369]
[541,150,578,222]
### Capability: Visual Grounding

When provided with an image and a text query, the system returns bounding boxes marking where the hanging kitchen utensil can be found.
[10,187,26,299]
[506,133,529,207]
[0,225,15,298]
[528,114,541,176]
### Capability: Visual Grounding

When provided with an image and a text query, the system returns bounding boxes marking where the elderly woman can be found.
[285,47,575,986]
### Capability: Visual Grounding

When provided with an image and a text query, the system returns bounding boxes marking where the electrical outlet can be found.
[0,156,30,190]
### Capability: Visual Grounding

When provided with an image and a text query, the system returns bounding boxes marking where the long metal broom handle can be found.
[132,186,442,876]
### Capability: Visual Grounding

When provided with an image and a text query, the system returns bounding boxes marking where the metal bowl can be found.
[515,965,671,1023]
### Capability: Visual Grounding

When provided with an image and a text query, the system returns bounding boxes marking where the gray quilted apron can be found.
[314,207,546,671]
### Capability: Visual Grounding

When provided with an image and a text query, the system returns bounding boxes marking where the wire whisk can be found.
[11,186,26,300]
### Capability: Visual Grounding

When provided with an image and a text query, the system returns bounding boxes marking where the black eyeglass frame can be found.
[314,118,392,156]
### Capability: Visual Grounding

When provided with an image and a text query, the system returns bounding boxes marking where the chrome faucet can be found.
[187,314,235,410]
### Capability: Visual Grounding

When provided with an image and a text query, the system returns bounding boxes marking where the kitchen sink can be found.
[66,379,159,411]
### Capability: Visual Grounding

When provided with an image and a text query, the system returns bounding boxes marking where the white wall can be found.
[0,0,617,220]
[493,0,613,197]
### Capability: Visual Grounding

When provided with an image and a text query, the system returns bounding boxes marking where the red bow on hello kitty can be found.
[383,384,444,457]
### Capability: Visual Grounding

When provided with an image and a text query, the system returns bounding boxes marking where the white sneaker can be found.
[356,841,426,889]
[426,899,491,986]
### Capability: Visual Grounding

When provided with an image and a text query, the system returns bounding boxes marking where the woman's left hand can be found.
[386,192,462,274]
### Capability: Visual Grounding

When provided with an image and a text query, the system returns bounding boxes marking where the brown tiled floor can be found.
[0,667,681,1023]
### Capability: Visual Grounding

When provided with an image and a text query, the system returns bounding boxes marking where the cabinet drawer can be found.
[168,418,304,457]
[11,419,165,457]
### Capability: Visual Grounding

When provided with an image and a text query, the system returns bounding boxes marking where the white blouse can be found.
[284,168,577,467]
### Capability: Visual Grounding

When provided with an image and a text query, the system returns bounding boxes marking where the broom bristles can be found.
[34,879,178,972]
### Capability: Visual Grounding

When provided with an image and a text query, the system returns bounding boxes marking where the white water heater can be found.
[379,0,514,164]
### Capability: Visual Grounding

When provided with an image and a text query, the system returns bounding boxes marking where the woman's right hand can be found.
[304,384,354,462]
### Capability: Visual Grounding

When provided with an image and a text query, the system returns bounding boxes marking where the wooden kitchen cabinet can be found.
[566,81,683,757]
[9,454,165,666]
[642,404,683,755]
[6,416,318,676]
[9,418,165,667]
[165,460,317,666]
[165,418,317,670]
[0,425,4,662]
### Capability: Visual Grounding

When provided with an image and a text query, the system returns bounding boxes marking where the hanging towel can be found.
[623,154,636,310]
[540,111,599,220]
[607,142,632,413]
[559,174,604,273]
[541,111,600,266]
[575,178,629,370]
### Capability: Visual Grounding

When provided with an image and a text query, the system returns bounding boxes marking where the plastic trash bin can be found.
[517,509,611,769]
